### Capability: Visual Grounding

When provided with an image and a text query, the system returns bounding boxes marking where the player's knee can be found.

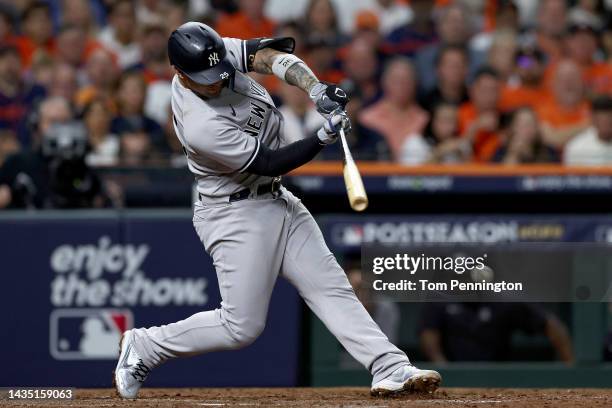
[220,305,267,348]
[231,321,265,348]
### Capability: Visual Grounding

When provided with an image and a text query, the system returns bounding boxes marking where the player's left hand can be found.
[309,82,349,119]
[317,112,349,144]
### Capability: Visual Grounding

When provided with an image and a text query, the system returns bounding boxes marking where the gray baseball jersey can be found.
[171,38,282,198]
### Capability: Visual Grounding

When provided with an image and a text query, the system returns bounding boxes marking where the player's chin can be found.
[190,80,224,98]
[200,86,224,98]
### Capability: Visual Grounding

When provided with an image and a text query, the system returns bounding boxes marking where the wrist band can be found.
[271,54,306,81]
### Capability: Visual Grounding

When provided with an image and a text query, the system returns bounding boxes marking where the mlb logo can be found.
[334,225,363,246]
[49,309,133,360]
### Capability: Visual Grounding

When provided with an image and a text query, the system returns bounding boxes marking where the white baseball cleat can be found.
[370,364,441,397]
[114,330,152,399]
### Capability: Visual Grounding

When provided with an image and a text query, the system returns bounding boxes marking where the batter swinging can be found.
[114,22,441,399]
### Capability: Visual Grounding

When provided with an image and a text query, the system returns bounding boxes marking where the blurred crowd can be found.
[0,0,611,173]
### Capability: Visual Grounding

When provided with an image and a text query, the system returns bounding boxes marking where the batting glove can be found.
[317,112,349,145]
[309,82,349,119]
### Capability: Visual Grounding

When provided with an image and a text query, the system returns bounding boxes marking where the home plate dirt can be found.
[3,388,611,407]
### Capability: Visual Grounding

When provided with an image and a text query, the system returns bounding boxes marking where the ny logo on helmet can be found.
[209,52,220,67]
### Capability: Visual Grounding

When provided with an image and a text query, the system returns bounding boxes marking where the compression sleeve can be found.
[244,135,324,176]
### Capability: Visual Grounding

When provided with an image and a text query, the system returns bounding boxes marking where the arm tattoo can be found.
[285,63,319,94]
[252,48,279,75]
[252,48,319,93]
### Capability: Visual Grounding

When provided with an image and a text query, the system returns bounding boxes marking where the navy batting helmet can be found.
[168,22,235,85]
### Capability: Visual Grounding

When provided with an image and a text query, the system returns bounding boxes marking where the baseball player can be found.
[114,22,441,399]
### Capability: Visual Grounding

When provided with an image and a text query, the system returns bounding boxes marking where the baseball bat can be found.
[338,126,368,212]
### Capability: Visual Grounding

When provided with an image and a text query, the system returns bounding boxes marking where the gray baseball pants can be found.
[132,187,409,383]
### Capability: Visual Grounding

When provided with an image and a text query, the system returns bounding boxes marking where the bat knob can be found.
[352,197,368,212]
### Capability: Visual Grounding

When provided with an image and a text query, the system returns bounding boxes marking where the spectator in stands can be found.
[0,45,46,147]
[162,0,188,35]
[533,0,568,63]
[0,5,16,45]
[31,96,73,147]
[302,0,342,45]
[419,302,574,364]
[55,23,102,70]
[352,10,383,51]
[342,38,381,106]
[208,0,238,15]
[420,44,469,112]
[568,0,605,31]
[13,1,54,68]
[496,0,522,31]
[61,0,99,34]
[471,0,521,53]
[82,98,119,167]
[29,53,55,90]
[382,0,437,58]
[486,30,518,83]
[370,0,413,36]
[75,48,118,112]
[401,102,469,165]
[493,107,559,164]
[563,21,612,95]
[299,0,344,86]
[537,60,591,150]
[564,96,612,165]
[500,43,548,111]
[278,81,323,145]
[98,0,141,69]
[135,0,165,26]
[216,0,275,39]
[138,23,174,125]
[459,67,503,162]
[48,63,78,104]
[318,82,390,161]
[415,3,480,92]
[111,71,165,165]
[360,57,428,161]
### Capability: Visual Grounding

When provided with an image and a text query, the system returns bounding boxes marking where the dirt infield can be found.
[3,387,612,407]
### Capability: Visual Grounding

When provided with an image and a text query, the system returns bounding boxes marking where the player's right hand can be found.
[309,82,349,119]
[317,112,349,145]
